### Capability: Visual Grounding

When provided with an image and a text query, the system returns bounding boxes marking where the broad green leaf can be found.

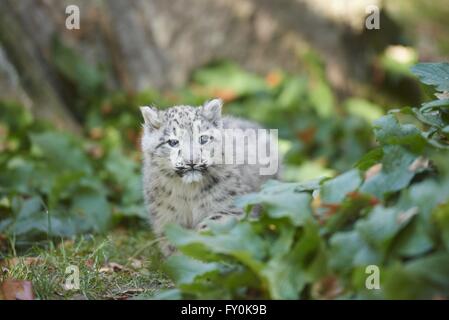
[397,180,449,233]
[356,206,415,254]
[411,63,449,92]
[165,222,266,271]
[30,132,92,174]
[360,145,418,199]
[329,231,380,271]
[262,222,326,299]
[373,114,427,153]
[277,77,307,109]
[71,188,111,232]
[320,169,361,204]
[393,219,433,257]
[193,62,267,96]
[383,253,449,299]
[345,98,384,123]
[355,147,383,171]
[236,180,313,226]
[309,80,334,118]
[421,99,449,112]
[166,254,222,285]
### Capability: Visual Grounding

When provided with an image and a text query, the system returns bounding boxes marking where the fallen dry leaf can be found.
[0,257,43,272]
[0,279,35,300]
[84,259,95,268]
[129,258,143,269]
[311,275,344,300]
[99,262,132,273]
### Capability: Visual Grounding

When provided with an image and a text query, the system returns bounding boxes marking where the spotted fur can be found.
[140,99,277,255]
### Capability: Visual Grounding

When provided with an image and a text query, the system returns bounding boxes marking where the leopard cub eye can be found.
[199,135,211,145]
[167,139,179,147]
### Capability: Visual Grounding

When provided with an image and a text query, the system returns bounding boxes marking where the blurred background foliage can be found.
[0,0,449,299]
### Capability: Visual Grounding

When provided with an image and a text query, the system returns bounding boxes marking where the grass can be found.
[0,228,172,300]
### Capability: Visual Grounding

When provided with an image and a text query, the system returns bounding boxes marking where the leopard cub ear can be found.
[140,106,161,129]
[201,98,223,122]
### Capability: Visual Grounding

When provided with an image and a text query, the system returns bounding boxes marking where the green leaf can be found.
[397,180,449,234]
[360,145,418,199]
[355,148,383,171]
[30,132,92,174]
[355,206,415,255]
[309,80,334,118]
[329,231,380,271]
[383,253,449,299]
[166,254,222,285]
[236,180,313,226]
[8,196,49,236]
[393,219,433,258]
[165,222,266,270]
[262,222,326,299]
[373,114,427,153]
[411,63,449,92]
[433,201,449,251]
[193,62,267,97]
[421,99,449,112]
[71,187,111,233]
[320,169,361,204]
[345,98,384,123]
[277,77,307,109]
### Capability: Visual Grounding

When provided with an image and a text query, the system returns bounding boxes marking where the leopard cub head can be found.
[140,99,224,183]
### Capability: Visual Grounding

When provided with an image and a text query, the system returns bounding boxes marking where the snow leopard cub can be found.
[140,98,278,255]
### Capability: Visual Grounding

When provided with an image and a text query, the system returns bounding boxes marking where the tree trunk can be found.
[0,0,400,130]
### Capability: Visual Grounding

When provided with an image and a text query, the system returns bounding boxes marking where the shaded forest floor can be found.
[0,229,171,300]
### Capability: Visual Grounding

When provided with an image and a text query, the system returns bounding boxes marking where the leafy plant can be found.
[162,62,449,300]
[0,101,144,251]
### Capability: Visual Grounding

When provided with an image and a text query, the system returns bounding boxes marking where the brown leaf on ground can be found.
[99,262,132,273]
[311,275,344,300]
[0,279,35,300]
[129,258,143,270]
[84,259,95,268]
[0,257,43,271]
